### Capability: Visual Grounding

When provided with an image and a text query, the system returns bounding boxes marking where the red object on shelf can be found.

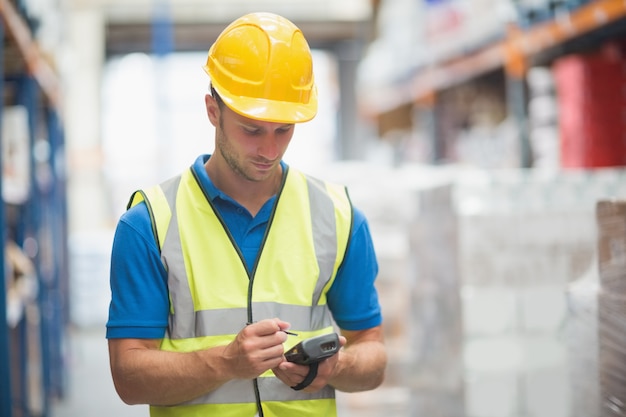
[553,41,626,168]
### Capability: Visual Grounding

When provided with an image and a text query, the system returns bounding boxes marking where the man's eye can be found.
[244,128,261,135]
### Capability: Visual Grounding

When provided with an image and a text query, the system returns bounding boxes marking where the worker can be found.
[106,12,387,417]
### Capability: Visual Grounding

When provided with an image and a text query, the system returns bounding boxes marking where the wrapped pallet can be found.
[553,43,626,169]
[596,200,626,416]
[565,264,600,417]
[409,183,465,417]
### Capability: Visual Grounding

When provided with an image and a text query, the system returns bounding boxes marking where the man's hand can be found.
[222,318,291,379]
[272,335,347,392]
[272,326,386,393]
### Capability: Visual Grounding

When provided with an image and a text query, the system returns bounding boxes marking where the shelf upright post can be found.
[44,106,68,401]
[152,0,174,174]
[0,13,15,417]
[416,91,445,164]
[504,25,532,168]
[333,39,365,160]
[14,72,45,417]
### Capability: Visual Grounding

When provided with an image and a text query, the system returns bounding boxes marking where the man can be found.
[107,12,387,417]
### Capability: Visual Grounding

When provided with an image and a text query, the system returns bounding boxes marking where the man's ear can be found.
[205,94,220,126]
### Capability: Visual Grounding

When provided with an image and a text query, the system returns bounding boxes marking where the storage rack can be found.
[369,0,626,166]
[411,0,626,100]
[0,0,68,416]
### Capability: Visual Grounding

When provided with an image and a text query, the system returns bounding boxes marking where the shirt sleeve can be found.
[106,202,170,339]
[326,207,382,331]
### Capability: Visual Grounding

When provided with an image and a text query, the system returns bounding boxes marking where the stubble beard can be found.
[216,120,275,183]
[216,132,254,183]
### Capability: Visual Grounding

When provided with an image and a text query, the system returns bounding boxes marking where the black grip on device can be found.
[291,362,319,391]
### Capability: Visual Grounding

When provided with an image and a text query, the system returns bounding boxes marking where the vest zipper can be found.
[192,166,289,417]
[247,167,288,417]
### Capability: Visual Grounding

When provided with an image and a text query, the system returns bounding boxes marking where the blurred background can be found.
[2,0,626,416]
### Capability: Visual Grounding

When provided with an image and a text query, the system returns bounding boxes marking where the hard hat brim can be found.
[212,81,318,124]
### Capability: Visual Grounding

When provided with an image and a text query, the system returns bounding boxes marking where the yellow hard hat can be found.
[203,12,318,123]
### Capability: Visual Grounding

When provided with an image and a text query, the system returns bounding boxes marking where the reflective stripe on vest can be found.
[129,166,351,417]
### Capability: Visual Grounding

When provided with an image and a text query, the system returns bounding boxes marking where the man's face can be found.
[207,96,295,182]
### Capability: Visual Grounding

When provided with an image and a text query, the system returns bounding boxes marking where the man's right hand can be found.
[221,318,291,379]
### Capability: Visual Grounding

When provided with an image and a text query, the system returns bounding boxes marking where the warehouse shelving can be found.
[411,0,626,101]
[1,0,68,416]
[370,0,626,167]
[0,0,61,109]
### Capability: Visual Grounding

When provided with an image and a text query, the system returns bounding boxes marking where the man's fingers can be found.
[247,318,292,339]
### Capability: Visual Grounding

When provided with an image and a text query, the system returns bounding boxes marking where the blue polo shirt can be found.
[106,155,382,339]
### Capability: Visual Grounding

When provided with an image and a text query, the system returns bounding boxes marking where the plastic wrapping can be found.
[554,43,626,169]
[409,183,465,417]
[596,201,626,292]
[598,290,626,416]
[566,264,600,417]
[596,200,626,416]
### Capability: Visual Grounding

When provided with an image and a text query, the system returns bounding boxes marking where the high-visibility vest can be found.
[127,166,353,417]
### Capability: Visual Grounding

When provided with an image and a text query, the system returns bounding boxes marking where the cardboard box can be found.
[596,200,626,293]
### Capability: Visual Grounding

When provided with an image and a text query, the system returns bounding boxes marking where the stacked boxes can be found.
[512,0,555,27]
[527,67,560,170]
[456,168,624,417]
[597,200,626,292]
[512,0,592,28]
[553,42,626,169]
[422,0,515,63]
[409,183,465,417]
[317,162,626,417]
[596,200,626,416]
[565,268,600,417]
